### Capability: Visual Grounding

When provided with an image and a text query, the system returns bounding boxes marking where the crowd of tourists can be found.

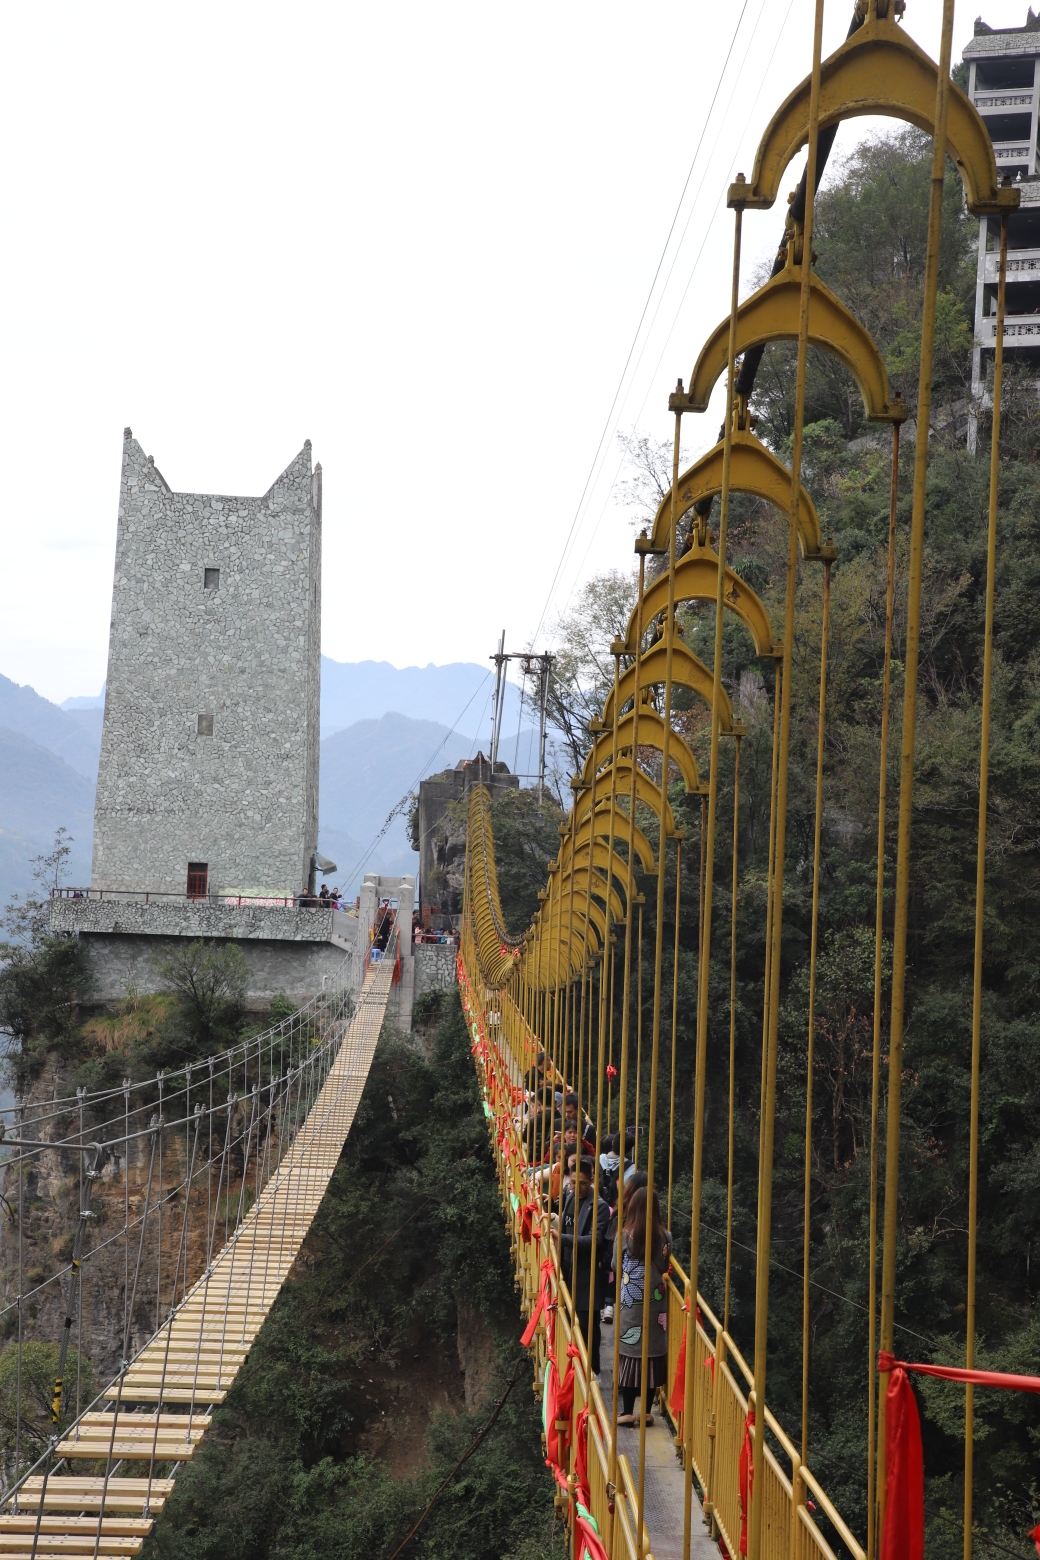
[519,1056,670,1428]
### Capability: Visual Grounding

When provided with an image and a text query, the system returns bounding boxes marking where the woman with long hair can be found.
[615,1185,670,1426]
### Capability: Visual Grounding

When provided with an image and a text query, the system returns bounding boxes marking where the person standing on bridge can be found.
[615,1185,670,1427]
[559,1155,609,1377]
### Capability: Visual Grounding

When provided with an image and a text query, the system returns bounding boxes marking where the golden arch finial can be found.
[688,258,907,424]
[735,10,1018,217]
[645,427,830,561]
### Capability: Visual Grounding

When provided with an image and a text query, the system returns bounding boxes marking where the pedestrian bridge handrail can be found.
[459,949,863,1560]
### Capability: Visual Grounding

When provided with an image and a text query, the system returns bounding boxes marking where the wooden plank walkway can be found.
[2,954,395,1554]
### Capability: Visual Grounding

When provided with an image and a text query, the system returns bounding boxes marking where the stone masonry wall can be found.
[414,943,458,994]
[91,431,321,898]
[76,933,353,1008]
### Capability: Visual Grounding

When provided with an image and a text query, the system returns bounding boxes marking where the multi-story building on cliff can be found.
[965,12,1040,432]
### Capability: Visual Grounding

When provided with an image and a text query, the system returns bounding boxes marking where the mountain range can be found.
[0,659,538,906]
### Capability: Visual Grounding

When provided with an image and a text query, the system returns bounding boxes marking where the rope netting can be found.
[0,934,396,1558]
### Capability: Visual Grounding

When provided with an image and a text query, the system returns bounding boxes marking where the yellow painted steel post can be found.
[608,546,646,1492]
[636,395,682,1555]
[589,667,623,1369]
[683,198,743,1560]
[751,3,824,1552]
[634,903,644,1169]
[667,841,682,1231]
[868,417,900,1560]
[964,207,1008,1560]
[797,558,831,1544]
[879,0,956,1527]
[573,763,596,1320]
[724,735,742,1339]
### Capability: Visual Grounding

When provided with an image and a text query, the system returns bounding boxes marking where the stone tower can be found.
[91,430,322,899]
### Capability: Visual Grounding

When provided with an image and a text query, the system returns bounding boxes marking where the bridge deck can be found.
[3,954,396,1554]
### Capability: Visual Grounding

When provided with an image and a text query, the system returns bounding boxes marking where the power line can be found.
[528,0,755,653]
[553,0,800,612]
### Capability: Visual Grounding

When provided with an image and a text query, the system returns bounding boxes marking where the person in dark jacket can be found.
[559,1156,610,1375]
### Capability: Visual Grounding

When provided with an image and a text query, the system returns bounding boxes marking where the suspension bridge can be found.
[0,3,1025,1560]
[459,2,1026,1559]
[0,937,396,1558]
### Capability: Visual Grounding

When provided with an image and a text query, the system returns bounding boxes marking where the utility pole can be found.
[487,639,553,799]
[536,654,552,804]
[489,630,506,765]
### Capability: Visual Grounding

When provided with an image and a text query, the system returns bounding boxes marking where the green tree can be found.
[0,830,92,1082]
[158,940,248,1048]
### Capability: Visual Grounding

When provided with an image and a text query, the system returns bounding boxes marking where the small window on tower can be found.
[204,568,220,590]
[197,714,214,737]
[187,863,208,899]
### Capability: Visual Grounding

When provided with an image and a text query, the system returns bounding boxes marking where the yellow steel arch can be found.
[601,639,734,736]
[645,427,828,560]
[568,837,640,910]
[687,258,906,424]
[592,706,705,797]
[579,753,679,838]
[572,802,657,876]
[573,865,626,930]
[738,9,1019,218]
[627,539,776,659]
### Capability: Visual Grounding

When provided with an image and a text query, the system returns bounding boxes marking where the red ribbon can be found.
[575,1509,609,1560]
[520,1201,538,1245]
[669,1325,687,1417]
[738,1408,755,1557]
[574,1405,591,1508]
[521,1258,555,1347]
[1031,1523,1040,1557]
[876,1351,1040,1560]
[544,1344,580,1470]
[878,1351,1040,1394]
[879,1365,924,1560]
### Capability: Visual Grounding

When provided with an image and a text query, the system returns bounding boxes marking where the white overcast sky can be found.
[0,0,1022,706]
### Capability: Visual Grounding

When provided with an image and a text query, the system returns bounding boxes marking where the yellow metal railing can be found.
[461,954,864,1560]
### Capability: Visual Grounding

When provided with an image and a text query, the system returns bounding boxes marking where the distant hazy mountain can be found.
[0,675,101,782]
[0,727,94,905]
[61,686,105,712]
[0,662,543,909]
[320,657,529,742]
[319,713,475,895]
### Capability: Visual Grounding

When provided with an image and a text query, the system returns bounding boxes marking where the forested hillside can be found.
[539,129,1040,1556]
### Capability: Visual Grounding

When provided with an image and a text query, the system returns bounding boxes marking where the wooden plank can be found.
[0,1519,152,1537]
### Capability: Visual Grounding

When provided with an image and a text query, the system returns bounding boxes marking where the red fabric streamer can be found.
[573,1405,591,1508]
[879,1364,924,1560]
[669,1325,687,1417]
[878,1351,1040,1395]
[738,1408,755,1557]
[544,1345,579,1470]
[521,1258,555,1347]
[575,1510,609,1560]
[1030,1522,1040,1557]
[875,1348,1040,1560]
[520,1201,538,1245]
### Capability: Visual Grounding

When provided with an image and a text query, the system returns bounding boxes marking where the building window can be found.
[187,862,208,899]
[197,714,214,737]
[204,568,220,590]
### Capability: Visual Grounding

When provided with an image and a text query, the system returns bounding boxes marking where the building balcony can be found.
[50,890,360,951]
[975,314,1040,344]
[983,247,1040,279]
[975,90,1035,109]
[992,140,1034,164]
